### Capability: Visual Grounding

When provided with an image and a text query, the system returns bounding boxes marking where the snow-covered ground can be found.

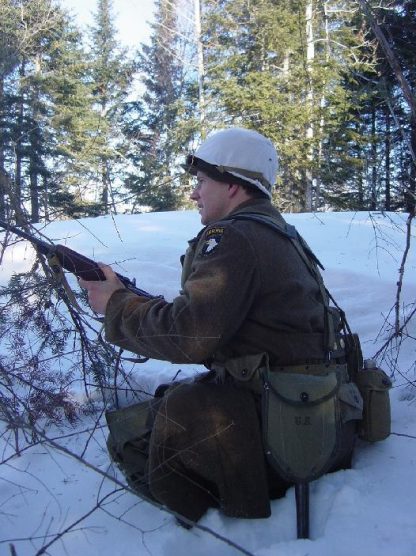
[1,210,415,556]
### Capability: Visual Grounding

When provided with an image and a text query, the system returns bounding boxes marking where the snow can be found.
[1,209,415,555]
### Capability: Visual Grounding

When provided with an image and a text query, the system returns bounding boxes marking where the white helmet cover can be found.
[186,128,278,198]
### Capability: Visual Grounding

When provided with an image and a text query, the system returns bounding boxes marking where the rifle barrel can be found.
[0,219,156,299]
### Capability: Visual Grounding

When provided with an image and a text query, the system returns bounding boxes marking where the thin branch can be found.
[395,213,414,335]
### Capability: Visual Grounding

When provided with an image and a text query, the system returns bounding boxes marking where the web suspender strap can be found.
[224,212,336,358]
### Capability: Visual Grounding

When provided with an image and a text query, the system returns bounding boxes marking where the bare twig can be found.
[395,213,415,335]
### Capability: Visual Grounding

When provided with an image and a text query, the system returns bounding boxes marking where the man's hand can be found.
[79,263,126,315]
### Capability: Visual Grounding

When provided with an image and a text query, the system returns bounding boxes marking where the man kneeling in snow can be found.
[80,128,357,524]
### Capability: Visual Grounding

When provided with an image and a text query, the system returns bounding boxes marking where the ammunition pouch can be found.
[212,352,266,394]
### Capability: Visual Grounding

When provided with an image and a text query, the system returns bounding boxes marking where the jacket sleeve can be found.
[104,224,260,363]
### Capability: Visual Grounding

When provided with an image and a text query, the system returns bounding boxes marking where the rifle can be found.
[0,218,156,299]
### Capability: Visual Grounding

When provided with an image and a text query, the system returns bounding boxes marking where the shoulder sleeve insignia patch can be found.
[199,226,225,257]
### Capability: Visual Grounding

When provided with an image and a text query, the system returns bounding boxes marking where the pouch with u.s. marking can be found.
[262,367,346,482]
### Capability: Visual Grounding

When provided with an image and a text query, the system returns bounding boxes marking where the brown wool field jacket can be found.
[105,198,327,367]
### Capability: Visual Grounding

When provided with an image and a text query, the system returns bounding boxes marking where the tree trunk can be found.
[407,114,416,215]
[194,0,205,135]
[101,164,109,214]
[29,162,40,222]
[316,0,330,210]
[304,0,314,212]
[370,104,377,210]
[0,77,6,219]
[42,174,49,220]
[384,107,391,211]
[29,55,42,223]
[14,62,25,219]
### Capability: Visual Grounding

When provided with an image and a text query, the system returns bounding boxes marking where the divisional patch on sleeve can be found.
[199,226,225,257]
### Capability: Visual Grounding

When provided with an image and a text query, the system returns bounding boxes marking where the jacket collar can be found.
[226,198,285,223]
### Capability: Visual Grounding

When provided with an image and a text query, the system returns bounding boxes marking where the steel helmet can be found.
[184,127,278,198]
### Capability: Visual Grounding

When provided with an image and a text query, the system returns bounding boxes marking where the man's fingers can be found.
[97,262,118,281]
[79,263,115,288]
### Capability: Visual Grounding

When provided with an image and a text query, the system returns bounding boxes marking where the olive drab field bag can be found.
[105,399,161,499]
[226,212,393,538]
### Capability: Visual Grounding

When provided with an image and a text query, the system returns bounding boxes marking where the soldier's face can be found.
[191,171,231,225]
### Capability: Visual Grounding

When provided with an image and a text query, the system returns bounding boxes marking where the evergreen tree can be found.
[0,0,20,219]
[88,0,135,215]
[377,0,416,213]
[43,15,105,219]
[317,2,381,211]
[334,0,416,213]
[0,0,72,222]
[123,0,198,212]
[0,0,104,222]
[201,0,380,212]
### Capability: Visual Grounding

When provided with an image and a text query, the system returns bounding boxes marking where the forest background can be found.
[1,0,415,220]
[0,0,416,553]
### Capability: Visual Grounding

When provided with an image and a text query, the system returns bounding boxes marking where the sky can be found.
[61,0,156,48]
[1,209,415,555]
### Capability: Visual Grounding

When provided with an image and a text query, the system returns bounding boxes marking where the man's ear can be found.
[227,183,240,197]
